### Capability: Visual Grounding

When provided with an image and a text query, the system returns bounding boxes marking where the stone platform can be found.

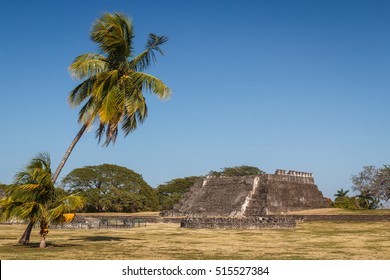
[162,170,328,217]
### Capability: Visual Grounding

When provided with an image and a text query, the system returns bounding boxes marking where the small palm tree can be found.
[334,188,350,198]
[52,12,171,183]
[0,153,84,247]
[356,191,380,209]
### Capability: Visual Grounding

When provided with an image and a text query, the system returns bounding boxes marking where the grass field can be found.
[1,219,389,260]
[289,208,390,215]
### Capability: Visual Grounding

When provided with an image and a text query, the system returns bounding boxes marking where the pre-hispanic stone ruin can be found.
[163,169,328,218]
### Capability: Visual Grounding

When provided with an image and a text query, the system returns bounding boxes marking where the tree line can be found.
[2,163,389,215]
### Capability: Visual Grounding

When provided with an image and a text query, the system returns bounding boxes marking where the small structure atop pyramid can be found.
[162,169,328,217]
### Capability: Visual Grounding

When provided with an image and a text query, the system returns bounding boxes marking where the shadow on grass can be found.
[69,236,143,242]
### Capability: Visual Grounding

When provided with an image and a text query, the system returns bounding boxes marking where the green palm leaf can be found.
[49,194,85,223]
[90,12,134,59]
[130,33,168,71]
[69,53,108,79]
[131,72,171,99]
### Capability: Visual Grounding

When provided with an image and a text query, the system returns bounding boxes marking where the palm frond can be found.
[69,53,108,80]
[95,122,106,144]
[147,34,168,55]
[19,202,41,220]
[101,120,119,146]
[90,12,133,59]
[14,153,52,185]
[129,34,168,71]
[98,87,119,122]
[0,197,24,221]
[14,171,33,185]
[123,90,147,117]
[131,72,171,99]
[49,194,85,223]
[77,96,100,124]
[68,78,95,108]
[93,70,119,99]
[121,113,138,136]
[120,102,148,136]
[95,110,123,146]
[18,184,42,191]
[93,70,120,122]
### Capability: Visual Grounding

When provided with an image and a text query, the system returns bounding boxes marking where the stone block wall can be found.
[248,173,328,215]
[51,216,151,229]
[180,216,296,229]
[289,214,390,222]
[167,176,256,217]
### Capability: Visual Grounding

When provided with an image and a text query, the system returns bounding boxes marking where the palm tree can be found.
[0,153,84,247]
[52,12,171,183]
[334,188,350,198]
[356,191,380,209]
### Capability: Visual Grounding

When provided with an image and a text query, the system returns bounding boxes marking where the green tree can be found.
[61,164,158,212]
[52,12,171,183]
[156,176,200,210]
[332,188,359,209]
[334,188,349,198]
[208,165,265,177]
[356,191,381,209]
[332,197,360,210]
[351,165,390,202]
[0,153,84,247]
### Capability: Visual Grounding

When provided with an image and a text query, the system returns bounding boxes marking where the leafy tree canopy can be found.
[156,176,200,210]
[208,165,265,177]
[61,164,158,212]
[351,165,390,201]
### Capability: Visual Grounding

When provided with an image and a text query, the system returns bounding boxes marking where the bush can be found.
[332,196,360,210]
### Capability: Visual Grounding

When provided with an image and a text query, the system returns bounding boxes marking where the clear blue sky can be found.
[0,0,389,199]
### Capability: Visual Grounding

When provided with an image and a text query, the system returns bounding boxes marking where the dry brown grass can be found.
[289,208,390,215]
[1,220,389,260]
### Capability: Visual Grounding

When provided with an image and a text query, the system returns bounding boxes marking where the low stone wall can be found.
[165,214,390,225]
[171,214,390,229]
[6,214,389,230]
[288,214,390,222]
[52,216,151,229]
[180,217,296,229]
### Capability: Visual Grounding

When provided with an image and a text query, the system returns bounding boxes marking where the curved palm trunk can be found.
[18,220,34,245]
[52,123,88,184]
[18,221,35,245]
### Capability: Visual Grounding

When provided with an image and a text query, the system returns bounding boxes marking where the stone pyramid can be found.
[163,170,328,217]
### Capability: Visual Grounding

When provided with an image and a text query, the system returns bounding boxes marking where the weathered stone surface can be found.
[180,216,296,229]
[50,216,151,229]
[162,170,328,217]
